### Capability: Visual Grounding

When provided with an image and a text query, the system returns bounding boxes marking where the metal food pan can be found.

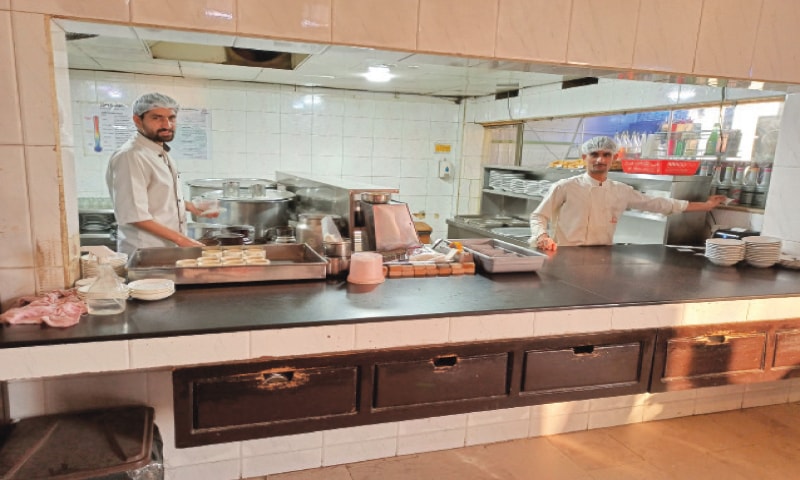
[126,244,327,284]
[455,238,547,273]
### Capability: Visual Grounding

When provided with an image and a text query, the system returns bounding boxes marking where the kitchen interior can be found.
[63,20,788,256]
[4,4,800,480]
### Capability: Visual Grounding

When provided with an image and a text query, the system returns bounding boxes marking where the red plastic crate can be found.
[621,159,700,176]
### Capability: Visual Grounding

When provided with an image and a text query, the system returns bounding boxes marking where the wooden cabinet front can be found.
[521,331,654,402]
[373,353,509,409]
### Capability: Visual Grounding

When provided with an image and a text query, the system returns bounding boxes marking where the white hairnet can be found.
[580,136,617,155]
[132,92,180,117]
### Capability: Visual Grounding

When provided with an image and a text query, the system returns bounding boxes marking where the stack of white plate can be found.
[127,279,175,301]
[76,282,129,301]
[743,236,782,268]
[704,238,745,266]
[81,253,128,278]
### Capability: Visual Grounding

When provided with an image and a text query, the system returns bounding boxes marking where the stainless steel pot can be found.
[361,191,391,204]
[204,190,296,241]
[188,178,276,199]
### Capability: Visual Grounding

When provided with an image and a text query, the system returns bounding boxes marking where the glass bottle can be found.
[86,263,127,315]
[704,124,721,156]
[728,164,745,205]
[740,163,759,207]
[752,165,772,209]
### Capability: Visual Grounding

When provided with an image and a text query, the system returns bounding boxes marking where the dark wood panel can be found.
[373,353,509,409]
[523,342,642,394]
[772,329,800,370]
[193,366,359,429]
[651,322,772,392]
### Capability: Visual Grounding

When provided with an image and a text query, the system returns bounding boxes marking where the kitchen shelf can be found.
[482,188,543,201]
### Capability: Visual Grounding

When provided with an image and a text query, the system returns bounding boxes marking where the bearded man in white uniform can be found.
[530,136,726,251]
[106,93,216,255]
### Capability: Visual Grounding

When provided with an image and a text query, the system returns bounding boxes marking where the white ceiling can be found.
[55,19,797,99]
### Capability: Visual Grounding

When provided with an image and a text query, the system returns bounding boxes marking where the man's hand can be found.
[535,234,557,251]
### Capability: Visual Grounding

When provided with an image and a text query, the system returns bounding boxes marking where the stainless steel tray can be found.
[126,244,327,284]
[456,238,547,273]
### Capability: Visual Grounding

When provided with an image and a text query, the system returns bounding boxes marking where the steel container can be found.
[204,190,296,242]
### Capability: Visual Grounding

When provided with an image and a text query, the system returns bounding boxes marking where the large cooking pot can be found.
[203,189,295,241]
[187,178,276,199]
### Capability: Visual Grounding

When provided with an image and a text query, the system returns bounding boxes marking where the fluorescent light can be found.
[364,65,393,82]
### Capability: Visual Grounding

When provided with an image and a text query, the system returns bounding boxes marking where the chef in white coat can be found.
[106,93,216,255]
[530,136,725,251]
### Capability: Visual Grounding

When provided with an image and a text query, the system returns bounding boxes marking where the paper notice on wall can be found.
[81,103,211,161]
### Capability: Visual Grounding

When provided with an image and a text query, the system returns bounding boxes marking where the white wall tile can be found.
[44,370,148,414]
[242,449,323,477]
[322,437,397,466]
[529,412,589,437]
[7,379,45,418]
[165,460,240,480]
[242,432,323,457]
[465,420,529,446]
[449,312,534,342]
[354,317,449,349]
[742,382,790,408]
[748,297,800,321]
[324,422,398,445]
[250,325,355,357]
[534,308,613,336]
[642,398,695,422]
[397,428,466,455]
[682,300,750,325]
[129,332,250,369]
[0,341,128,380]
[611,304,684,329]
[587,405,644,429]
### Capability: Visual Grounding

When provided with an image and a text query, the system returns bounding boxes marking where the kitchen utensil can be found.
[361,192,391,204]
[323,239,352,257]
[347,252,385,284]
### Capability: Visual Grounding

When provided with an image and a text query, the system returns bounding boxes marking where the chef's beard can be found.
[139,127,175,144]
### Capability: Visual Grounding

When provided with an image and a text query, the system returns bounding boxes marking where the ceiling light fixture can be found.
[364,65,393,83]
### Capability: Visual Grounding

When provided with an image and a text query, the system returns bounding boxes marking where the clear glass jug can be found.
[85,263,127,315]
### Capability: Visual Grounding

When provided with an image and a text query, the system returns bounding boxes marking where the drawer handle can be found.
[262,372,294,384]
[572,345,595,355]
[704,335,728,344]
[433,355,458,368]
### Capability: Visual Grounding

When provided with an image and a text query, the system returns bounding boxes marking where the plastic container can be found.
[85,263,127,315]
[621,159,700,176]
[347,252,385,284]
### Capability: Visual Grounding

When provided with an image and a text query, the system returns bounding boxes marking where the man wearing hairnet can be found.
[530,136,726,251]
[106,93,216,255]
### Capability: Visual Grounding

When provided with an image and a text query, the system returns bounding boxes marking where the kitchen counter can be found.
[2,244,798,349]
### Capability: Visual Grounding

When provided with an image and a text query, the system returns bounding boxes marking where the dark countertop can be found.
[2,245,798,348]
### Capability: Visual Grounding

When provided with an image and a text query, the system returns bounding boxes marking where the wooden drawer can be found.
[523,342,642,394]
[772,328,800,370]
[174,359,360,447]
[651,323,770,391]
[193,365,358,429]
[373,352,509,408]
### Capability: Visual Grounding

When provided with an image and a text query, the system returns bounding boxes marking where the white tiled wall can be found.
[70,71,464,241]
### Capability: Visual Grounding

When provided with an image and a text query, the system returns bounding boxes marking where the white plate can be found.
[130,290,174,301]
[128,279,175,293]
[743,236,782,245]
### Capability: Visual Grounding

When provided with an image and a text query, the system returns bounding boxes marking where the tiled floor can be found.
[248,402,800,479]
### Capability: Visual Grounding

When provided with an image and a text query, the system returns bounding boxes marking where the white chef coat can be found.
[106,132,187,255]
[529,173,688,247]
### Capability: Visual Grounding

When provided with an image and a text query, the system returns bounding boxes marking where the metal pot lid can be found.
[187,178,276,188]
[203,189,296,202]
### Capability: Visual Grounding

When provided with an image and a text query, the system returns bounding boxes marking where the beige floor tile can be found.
[455,437,591,480]
[266,465,351,480]
[544,429,643,471]
[586,461,672,480]
[346,450,489,480]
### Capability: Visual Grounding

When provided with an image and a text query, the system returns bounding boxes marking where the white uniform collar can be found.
[582,172,606,186]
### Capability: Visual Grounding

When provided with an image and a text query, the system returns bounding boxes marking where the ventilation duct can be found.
[149,42,306,70]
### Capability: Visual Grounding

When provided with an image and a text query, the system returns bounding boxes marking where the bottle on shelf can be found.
[752,164,772,209]
[739,162,760,207]
[704,124,721,156]
[728,164,745,205]
[710,164,724,196]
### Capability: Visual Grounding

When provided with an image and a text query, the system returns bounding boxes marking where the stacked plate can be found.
[743,236,782,268]
[704,238,745,266]
[81,253,128,278]
[127,279,175,301]
[488,171,524,191]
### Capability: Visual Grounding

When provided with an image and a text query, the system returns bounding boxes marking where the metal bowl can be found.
[361,192,391,204]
